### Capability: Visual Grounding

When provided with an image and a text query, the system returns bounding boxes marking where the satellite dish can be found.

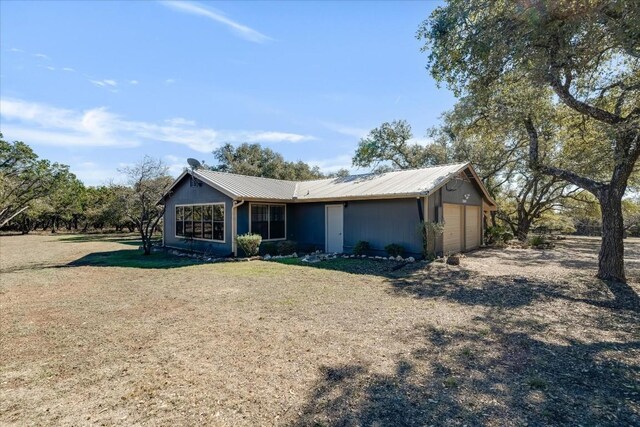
[187,158,202,169]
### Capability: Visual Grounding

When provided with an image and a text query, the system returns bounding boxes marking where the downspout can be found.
[232,200,246,256]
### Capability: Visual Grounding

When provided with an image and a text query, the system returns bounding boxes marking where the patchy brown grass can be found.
[1,235,638,426]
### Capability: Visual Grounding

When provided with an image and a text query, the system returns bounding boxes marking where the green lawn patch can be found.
[272,256,408,276]
[69,249,202,269]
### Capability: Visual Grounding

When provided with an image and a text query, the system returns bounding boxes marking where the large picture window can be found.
[175,203,225,242]
[251,204,286,240]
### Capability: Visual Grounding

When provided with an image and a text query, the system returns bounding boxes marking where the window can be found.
[176,206,184,236]
[251,204,286,240]
[175,203,225,242]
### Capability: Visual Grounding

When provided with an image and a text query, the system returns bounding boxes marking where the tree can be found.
[433,87,580,240]
[211,143,325,180]
[0,135,69,227]
[352,120,449,171]
[327,168,351,178]
[119,157,173,255]
[419,0,640,282]
[622,197,640,236]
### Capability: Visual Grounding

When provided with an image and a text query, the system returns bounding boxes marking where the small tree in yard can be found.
[120,157,173,255]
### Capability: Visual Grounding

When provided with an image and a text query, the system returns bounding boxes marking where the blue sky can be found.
[0,1,454,185]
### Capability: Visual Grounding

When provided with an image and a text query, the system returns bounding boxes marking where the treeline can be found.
[1,134,136,234]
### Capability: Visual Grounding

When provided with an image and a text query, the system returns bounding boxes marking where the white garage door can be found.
[465,205,481,250]
[443,204,462,254]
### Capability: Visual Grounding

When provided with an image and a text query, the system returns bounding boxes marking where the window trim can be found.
[175,202,226,243]
[248,202,287,241]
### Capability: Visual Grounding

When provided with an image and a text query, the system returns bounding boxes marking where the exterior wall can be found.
[343,198,423,257]
[287,202,326,252]
[163,175,234,255]
[441,179,483,205]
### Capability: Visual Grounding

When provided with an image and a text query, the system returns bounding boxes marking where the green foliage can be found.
[260,242,278,256]
[0,134,70,227]
[352,240,370,256]
[485,225,513,245]
[276,240,298,255]
[418,221,445,260]
[236,233,262,257]
[352,120,449,171]
[418,0,639,281]
[529,234,555,250]
[384,243,404,257]
[211,143,325,180]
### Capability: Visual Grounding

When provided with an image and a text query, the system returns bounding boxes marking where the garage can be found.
[465,205,481,250]
[443,203,482,254]
[443,203,462,254]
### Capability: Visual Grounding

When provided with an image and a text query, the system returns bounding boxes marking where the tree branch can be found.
[525,116,605,195]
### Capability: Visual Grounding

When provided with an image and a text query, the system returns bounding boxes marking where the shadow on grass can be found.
[68,249,203,269]
[291,317,640,426]
[272,257,420,277]
[58,234,150,247]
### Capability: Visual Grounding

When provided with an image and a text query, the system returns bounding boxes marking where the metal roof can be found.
[194,169,298,200]
[161,162,496,207]
[293,163,469,201]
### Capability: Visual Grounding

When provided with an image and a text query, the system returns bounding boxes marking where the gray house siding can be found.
[288,203,325,252]
[163,175,234,255]
[343,199,423,257]
[441,179,483,205]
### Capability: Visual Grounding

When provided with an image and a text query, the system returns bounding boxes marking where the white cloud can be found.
[70,162,123,186]
[62,67,75,72]
[33,53,50,60]
[90,79,117,87]
[46,66,56,71]
[164,78,176,85]
[165,117,196,126]
[129,80,139,85]
[10,48,23,52]
[0,97,315,152]
[160,1,271,44]
[320,121,369,139]
[163,155,188,176]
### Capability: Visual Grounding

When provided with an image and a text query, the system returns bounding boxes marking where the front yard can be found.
[1,234,639,426]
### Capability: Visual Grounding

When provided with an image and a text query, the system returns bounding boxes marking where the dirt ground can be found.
[1,234,638,426]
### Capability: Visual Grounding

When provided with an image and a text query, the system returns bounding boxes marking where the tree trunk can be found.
[516,217,531,241]
[597,188,626,282]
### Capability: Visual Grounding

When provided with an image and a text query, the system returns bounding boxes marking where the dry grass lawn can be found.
[1,234,639,426]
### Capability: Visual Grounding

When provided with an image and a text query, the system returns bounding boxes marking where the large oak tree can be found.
[419,0,639,282]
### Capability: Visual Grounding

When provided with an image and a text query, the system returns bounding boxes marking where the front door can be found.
[325,204,344,253]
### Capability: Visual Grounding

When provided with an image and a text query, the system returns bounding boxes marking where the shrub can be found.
[277,240,298,255]
[385,243,404,257]
[260,242,278,256]
[353,240,370,256]
[529,234,555,249]
[485,225,513,244]
[236,233,262,257]
[417,221,445,260]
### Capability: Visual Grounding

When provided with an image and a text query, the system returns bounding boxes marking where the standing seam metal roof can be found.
[187,162,472,201]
